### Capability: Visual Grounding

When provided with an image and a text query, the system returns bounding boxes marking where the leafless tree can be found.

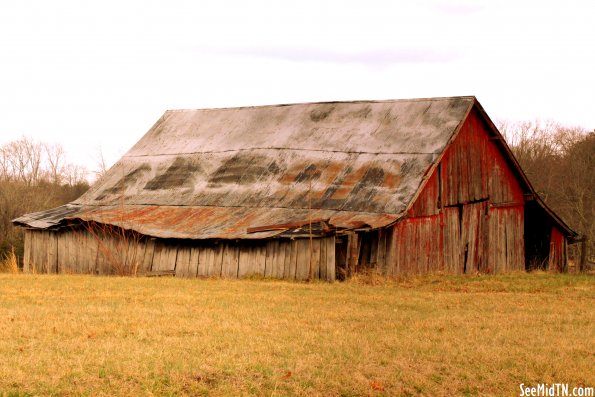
[500,121,594,268]
[93,146,109,181]
[44,143,65,185]
[0,137,90,264]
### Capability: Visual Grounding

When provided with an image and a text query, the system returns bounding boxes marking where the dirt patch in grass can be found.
[0,273,593,396]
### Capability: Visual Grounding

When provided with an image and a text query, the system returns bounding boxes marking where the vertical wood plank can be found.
[273,240,284,278]
[166,244,178,272]
[23,230,31,272]
[94,234,105,275]
[85,231,94,273]
[140,238,155,274]
[238,245,253,278]
[376,229,386,274]
[203,244,223,277]
[325,236,336,281]
[319,237,327,281]
[62,232,70,273]
[287,240,298,280]
[151,241,164,272]
[295,239,310,281]
[199,246,213,276]
[188,246,200,277]
[264,241,275,278]
[270,240,280,278]
[282,240,292,279]
[30,232,39,273]
[76,231,86,274]
[255,243,267,277]
[175,246,192,277]
[311,238,321,280]
[73,231,81,273]
[346,232,359,277]
[47,232,58,273]
[221,243,239,278]
[384,227,395,276]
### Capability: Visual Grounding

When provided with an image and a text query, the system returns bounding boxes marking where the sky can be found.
[1,0,594,175]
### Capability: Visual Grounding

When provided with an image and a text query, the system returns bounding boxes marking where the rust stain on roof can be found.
[14,204,400,239]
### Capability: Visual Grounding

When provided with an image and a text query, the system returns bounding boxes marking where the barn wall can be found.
[487,206,524,273]
[388,215,443,275]
[23,229,335,281]
[389,107,529,275]
[548,226,566,272]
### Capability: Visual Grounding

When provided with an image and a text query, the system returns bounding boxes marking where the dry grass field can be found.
[0,273,593,396]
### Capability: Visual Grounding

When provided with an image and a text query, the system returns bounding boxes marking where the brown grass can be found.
[0,273,593,396]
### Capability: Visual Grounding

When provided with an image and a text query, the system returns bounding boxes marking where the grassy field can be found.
[0,273,593,396]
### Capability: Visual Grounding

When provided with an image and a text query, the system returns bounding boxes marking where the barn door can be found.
[443,201,488,273]
[461,201,488,273]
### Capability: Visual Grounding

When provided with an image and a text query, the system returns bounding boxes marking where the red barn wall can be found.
[548,226,566,272]
[390,106,528,274]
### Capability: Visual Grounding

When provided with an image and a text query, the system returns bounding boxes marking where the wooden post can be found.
[579,236,588,273]
[307,179,313,282]
[563,238,568,273]
[346,232,359,278]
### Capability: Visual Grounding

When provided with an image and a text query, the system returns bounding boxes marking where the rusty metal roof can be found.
[14,96,475,239]
[13,204,400,239]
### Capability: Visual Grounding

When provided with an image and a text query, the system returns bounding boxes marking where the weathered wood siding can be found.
[388,107,528,274]
[389,215,442,275]
[487,206,524,273]
[440,110,489,206]
[548,226,566,272]
[23,229,335,281]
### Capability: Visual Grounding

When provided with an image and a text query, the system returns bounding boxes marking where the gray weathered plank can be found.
[188,246,200,277]
[221,243,239,278]
[325,236,336,281]
[295,239,310,281]
[140,239,155,274]
[175,246,192,277]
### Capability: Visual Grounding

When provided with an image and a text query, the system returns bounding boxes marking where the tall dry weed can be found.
[0,246,19,273]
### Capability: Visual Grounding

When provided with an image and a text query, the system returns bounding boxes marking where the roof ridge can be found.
[165,96,477,112]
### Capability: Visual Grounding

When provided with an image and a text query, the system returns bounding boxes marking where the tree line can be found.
[499,121,594,267]
[0,137,90,259]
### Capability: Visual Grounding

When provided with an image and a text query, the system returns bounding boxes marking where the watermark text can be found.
[519,383,594,397]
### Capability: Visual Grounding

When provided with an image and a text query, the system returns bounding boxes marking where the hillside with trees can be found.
[500,121,594,268]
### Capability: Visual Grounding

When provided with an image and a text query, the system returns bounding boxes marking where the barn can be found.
[13,96,577,280]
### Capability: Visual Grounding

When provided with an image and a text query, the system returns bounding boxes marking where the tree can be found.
[0,137,90,264]
[500,121,594,268]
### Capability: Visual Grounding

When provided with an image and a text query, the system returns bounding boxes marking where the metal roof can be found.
[12,204,400,239]
[14,96,475,239]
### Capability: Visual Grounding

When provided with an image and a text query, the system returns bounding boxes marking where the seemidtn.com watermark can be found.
[519,383,594,397]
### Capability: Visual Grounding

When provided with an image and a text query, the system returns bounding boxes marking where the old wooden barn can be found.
[14,96,576,280]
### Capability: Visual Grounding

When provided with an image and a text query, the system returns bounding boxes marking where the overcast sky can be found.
[1,0,593,173]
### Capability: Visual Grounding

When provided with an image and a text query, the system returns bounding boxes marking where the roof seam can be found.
[70,202,405,217]
[124,147,437,158]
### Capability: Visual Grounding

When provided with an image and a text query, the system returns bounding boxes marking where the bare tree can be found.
[0,137,90,264]
[500,121,593,268]
[44,143,65,185]
[94,146,109,181]
[63,163,89,186]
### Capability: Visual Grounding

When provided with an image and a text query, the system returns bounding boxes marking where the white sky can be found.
[1,0,594,173]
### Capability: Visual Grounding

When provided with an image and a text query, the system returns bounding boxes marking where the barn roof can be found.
[15,96,476,238]
[15,95,573,240]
